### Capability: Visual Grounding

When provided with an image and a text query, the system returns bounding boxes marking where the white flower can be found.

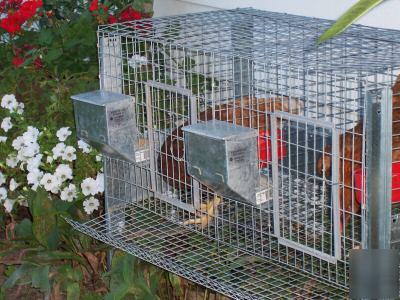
[26,154,42,172]
[95,173,104,193]
[3,199,15,213]
[16,102,24,115]
[60,184,77,202]
[9,179,18,192]
[22,126,40,144]
[18,196,28,207]
[12,136,24,151]
[1,117,12,132]
[1,94,18,112]
[40,173,61,194]
[56,127,71,142]
[81,178,98,196]
[52,142,66,159]
[16,151,25,165]
[95,154,102,162]
[46,156,54,164]
[27,170,43,191]
[62,146,76,162]
[0,188,7,200]
[0,172,4,186]
[78,140,91,153]
[83,196,100,214]
[0,136,6,143]
[6,155,18,168]
[19,142,39,159]
[128,55,148,68]
[55,164,73,182]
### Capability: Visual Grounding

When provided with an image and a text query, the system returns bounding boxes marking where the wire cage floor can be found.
[66,202,348,299]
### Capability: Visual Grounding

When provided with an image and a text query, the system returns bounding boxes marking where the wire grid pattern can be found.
[66,204,348,299]
[98,8,400,73]
[104,156,352,286]
[90,7,400,296]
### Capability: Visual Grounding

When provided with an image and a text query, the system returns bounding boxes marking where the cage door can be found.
[271,112,341,262]
[144,81,200,212]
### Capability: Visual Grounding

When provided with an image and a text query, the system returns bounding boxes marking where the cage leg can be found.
[366,88,392,249]
[350,87,399,299]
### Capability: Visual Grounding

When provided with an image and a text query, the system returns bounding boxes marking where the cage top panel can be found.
[182,120,258,140]
[71,90,132,106]
[98,8,400,74]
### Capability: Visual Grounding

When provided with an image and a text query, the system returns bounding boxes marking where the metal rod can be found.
[103,159,114,270]
[190,95,201,209]
[270,114,280,238]
[145,84,157,192]
[366,87,392,249]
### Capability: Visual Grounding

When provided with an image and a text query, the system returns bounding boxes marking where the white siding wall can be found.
[154,0,400,30]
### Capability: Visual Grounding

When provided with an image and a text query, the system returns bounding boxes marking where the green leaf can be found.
[132,0,154,14]
[104,282,131,300]
[317,0,384,44]
[47,227,60,250]
[3,264,34,289]
[67,282,80,300]
[122,255,135,284]
[64,39,81,50]
[27,250,87,266]
[168,273,182,296]
[31,265,50,292]
[3,266,16,278]
[45,48,63,63]
[38,29,54,46]
[0,288,6,300]
[58,265,83,282]
[30,188,59,249]
[133,277,157,300]
[15,219,33,239]
[81,292,103,300]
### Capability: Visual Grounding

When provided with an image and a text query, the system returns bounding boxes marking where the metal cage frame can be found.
[68,8,400,299]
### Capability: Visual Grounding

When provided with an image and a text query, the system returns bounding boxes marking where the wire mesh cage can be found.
[68,8,400,299]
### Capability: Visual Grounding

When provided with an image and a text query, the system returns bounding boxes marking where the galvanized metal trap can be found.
[68,6,400,299]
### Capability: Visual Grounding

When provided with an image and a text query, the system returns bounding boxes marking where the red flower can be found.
[0,16,21,34]
[0,0,23,14]
[46,10,54,18]
[18,0,43,20]
[0,0,42,34]
[102,5,108,13]
[119,6,142,22]
[108,15,117,24]
[12,56,25,67]
[89,0,98,12]
[33,57,43,69]
[12,44,43,69]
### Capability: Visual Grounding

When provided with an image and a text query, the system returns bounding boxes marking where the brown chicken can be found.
[316,79,400,229]
[158,96,304,192]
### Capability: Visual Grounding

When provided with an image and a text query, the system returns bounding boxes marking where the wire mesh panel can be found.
[68,7,400,299]
[271,112,341,262]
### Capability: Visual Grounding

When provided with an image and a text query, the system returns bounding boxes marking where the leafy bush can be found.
[0,1,177,298]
